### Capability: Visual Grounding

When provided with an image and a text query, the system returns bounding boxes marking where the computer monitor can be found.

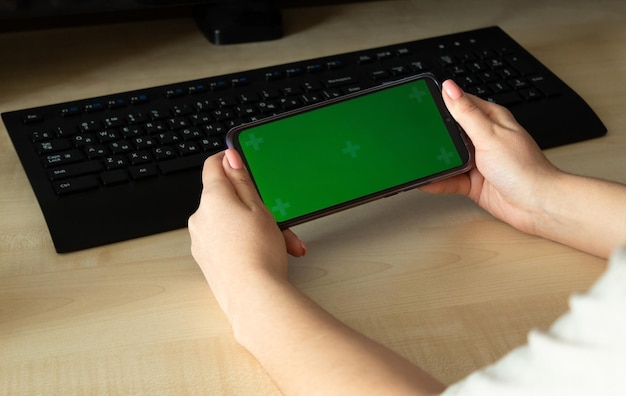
[0,0,283,45]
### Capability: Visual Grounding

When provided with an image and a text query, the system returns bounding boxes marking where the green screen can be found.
[235,78,465,223]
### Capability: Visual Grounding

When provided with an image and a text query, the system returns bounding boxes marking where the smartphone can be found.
[226,73,473,228]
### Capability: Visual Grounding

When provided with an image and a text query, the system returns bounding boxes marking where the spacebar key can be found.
[158,154,208,175]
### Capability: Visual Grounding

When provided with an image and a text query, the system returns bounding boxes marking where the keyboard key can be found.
[466,85,489,96]
[505,54,536,75]
[42,150,83,168]
[301,93,324,104]
[265,70,283,80]
[285,67,304,77]
[107,98,128,108]
[238,92,260,104]
[126,112,146,124]
[176,142,201,156]
[390,65,410,76]
[488,81,511,93]
[210,80,228,90]
[153,146,177,161]
[199,136,226,152]
[167,117,191,129]
[493,92,523,106]
[79,120,101,133]
[129,164,158,180]
[100,169,129,186]
[95,130,119,143]
[129,94,149,104]
[119,126,141,138]
[158,154,207,175]
[54,126,76,138]
[409,60,430,72]
[60,107,81,117]
[85,145,108,159]
[84,102,105,113]
[156,132,181,145]
[48,160,103,181]
[519,88,543,101]
[508,78,529,90]
[110,140,133,154]
[356,55,374,64]
[128,151,151,165]
[72,134,96,147]
[53,175,99,195]
[323,76,357,88]
[326,60,344,69]
[280,98,301,110]
[23,113,45,124]
[528,75,561,97]
[396,47,411,56]
[376,51,394,61]
[35,139,71,154]
[280,86,300,96]
[231,77,250,87]
[306,63,323,73]
[104,155,128,170]
[438,55,456,66]
[30,130,54,142]
[133,136,157,149]
[188,84,208,95]
[104,116,125,129]
[370,70,389,81]
[165,88,185,98]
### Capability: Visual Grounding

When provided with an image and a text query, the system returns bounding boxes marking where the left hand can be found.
[188,149,306,317]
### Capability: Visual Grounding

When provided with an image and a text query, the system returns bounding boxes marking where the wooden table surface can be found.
[1,0,625,393]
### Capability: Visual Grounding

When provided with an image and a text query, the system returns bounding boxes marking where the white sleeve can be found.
[443,245,626,396]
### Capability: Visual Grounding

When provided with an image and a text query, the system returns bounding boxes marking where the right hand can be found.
[420,80,562,235]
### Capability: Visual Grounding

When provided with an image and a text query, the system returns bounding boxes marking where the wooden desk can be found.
[1,0,625,393]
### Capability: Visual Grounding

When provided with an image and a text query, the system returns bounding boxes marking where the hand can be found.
[191,149,445,396]
[421,80,561,235]
[188,149,306,317]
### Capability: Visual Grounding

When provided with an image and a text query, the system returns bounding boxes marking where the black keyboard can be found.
[2,26,606,252]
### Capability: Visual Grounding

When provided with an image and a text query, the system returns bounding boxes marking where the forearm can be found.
[535,172,626,258]
[228,273,444,396]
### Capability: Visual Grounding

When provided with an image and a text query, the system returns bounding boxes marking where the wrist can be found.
[528,170,619,258]
[226,269,292,345]
[527,170,573,239]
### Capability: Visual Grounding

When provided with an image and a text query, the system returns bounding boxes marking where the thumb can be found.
[222,148,266,210]
[441,80,496,145]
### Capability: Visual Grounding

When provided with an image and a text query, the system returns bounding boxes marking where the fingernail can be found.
[224,149,243,170]
[443,80,463,100]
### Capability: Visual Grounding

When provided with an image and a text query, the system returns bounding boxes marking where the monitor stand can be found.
[194,1,283,45]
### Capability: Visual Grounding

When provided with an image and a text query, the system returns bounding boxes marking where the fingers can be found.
[283,229,307,257]
[419,172,472,195]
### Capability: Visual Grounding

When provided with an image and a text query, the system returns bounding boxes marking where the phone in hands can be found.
[226,74,473,228]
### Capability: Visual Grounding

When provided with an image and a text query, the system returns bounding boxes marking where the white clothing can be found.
[443,245,626,396]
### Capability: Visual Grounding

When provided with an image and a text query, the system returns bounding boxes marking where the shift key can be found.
[48,161,103,181]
